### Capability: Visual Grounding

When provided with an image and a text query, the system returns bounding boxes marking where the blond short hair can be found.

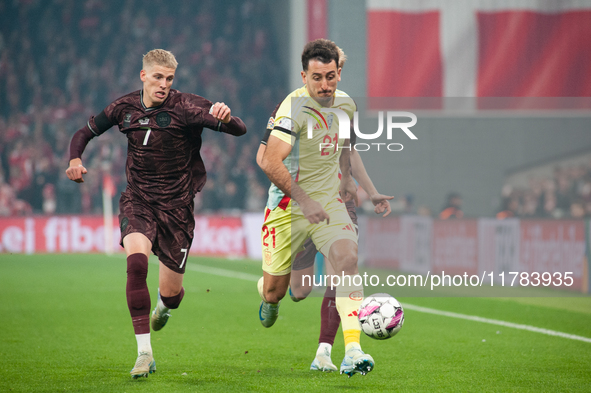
[337,46,347,69]
[142,49,178,70]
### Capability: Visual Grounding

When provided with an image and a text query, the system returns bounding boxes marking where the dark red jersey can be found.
[70,89,246,210]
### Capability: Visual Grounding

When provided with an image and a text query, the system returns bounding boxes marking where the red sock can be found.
[161,287,185,309]
[319,287,341,345]
[126,253,150,335]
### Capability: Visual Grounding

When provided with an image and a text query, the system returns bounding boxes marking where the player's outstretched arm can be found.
[350,150,394,217]
[210,102,247,136]
[66,123,99,183]
[259,135,329,224]
[66,110,114,183]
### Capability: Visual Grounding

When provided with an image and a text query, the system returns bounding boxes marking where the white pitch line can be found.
[186,262,261,282]
[402,304,591,344]
[185,262,591,344]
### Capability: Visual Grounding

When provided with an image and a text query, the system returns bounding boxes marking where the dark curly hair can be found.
[301,39,340,72]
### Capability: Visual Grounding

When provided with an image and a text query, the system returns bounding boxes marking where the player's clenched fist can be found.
[66,158,88,183]
[210,102,232,123]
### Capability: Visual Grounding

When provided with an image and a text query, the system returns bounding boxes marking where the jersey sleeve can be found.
[69,109,115,160]
[102,94,133,127]
[261,103,281,145]
[270,117,296,145]
[184,95,246,135]
[183,96,219,129]
[269,100,297,146]
[89,110,114,136]
[261,127,272,145]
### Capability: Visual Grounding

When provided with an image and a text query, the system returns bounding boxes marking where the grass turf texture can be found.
[1,254,590,392]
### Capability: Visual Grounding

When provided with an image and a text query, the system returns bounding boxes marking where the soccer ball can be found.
[358,293,404,340]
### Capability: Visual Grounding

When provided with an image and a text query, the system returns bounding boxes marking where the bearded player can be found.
[66,49,246,378]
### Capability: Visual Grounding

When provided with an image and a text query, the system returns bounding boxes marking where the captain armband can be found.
[88,110,113,136]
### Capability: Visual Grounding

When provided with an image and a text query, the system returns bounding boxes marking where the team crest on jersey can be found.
[266,117,275,130]
[139,117,150,126]
[349,291,363,301]
[264,249,272,266]
[326,113,334,130]
[123,113,132,128]
[156,112,171,127]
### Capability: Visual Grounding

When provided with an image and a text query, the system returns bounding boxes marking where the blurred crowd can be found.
[2,2,590,221]
[497,162,591,219]
[0,0,281,216]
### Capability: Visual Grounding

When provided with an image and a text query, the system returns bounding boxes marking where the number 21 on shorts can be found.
[262,226,276,248]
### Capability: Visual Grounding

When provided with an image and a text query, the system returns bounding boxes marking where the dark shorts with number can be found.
[119,190,194,274]
[292,199,358,271]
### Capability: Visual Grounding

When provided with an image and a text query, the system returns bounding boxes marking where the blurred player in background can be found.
[439,192,463,219]
[66,49,247,378]
[257,39,392,377]
[256,47,392,373]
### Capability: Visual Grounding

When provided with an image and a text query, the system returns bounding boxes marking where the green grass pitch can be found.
[1,253,591,392]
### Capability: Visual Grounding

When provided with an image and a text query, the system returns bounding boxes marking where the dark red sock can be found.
[319,287,341,345]
[161,287,185,309]
[126,253,150,335]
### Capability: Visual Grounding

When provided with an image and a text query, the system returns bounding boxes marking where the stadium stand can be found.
[0,0,281,215]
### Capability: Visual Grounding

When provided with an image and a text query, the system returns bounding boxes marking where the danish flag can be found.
[367,0,591,98]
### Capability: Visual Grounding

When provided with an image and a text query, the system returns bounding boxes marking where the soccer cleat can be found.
[259,300,280,328]
[310,353,338,372]
[340,347,374,377]
[151,289,171,331]
[130,352,156,379]
[289,287,302,302]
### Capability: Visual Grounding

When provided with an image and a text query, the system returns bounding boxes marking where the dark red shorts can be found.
[292,199,358,271]
[119,191,194,274]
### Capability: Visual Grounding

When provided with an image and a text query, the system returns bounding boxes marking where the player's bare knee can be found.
[328,240,358,276]
[290,283,312,300]
[328,251,357,274]
[159,286,182,298]
[301,283,313,297]
[340,253,358,276]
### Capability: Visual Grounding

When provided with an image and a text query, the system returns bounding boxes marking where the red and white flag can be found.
[367,0,591,98]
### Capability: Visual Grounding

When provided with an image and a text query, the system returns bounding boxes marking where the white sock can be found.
[345,342,361,352]
[136,333,152,355]
[317,342,332,357]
